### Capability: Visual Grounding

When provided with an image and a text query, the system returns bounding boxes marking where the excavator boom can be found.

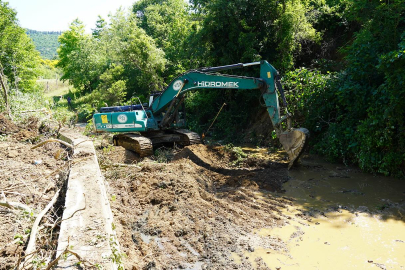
[93,60,309,168]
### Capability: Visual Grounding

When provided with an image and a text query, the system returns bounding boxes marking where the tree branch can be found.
[31,139,73,150]
[22,189,61,269]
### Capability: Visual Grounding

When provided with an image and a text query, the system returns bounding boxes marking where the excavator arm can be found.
[150,60,309,167]
[93,60,309,168]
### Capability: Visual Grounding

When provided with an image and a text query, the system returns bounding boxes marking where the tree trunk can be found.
[0,67,12,119]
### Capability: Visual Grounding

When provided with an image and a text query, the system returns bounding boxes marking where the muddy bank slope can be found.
[101,144,293,269]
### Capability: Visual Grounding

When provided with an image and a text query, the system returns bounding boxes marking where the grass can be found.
[39,79,71,98]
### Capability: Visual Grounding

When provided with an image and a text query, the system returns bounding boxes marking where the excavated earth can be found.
[0,114,69,269]
[98,143,294,269]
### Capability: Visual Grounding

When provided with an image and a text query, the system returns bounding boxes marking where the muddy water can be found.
[245,155,405,269]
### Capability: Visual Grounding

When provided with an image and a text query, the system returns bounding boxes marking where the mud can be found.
[101,144,405,270]
[264,156,405,270]
[101,144,292,269]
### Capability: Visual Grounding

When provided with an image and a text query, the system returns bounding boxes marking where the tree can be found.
[57,19,106,91]
[56,10,166,100]
[299,0,405,176]
[189,0,319,70]
[133,0,197,77]
[92,15,107,39]
[91,64,127,107]
[0,1,40,116]
[57,19,86,70]
[100,9,167,97]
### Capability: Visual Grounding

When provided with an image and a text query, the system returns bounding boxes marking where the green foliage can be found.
[91,64,127,107]
[92,15,107,39]
[105,9,166,96]
[26,29,61,59]
[224,143,247,167]
[57,11,166,108]
[37,59,61,79]
[295,0,405,177]
[186,88,261,143]
[76,103,95,121]
[282,68,332,129]
[0,1,40,92]
[190,0,319,70]
[133,0,197,77]
[57,20,106,92]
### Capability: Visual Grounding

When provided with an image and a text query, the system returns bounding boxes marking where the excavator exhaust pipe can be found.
[279,128,310,169]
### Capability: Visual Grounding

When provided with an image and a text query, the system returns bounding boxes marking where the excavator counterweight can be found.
[93,60,309,168]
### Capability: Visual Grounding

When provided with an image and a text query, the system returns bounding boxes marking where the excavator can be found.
[93,60,309,168]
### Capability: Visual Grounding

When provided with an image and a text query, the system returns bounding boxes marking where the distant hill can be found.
[26,29,61,59]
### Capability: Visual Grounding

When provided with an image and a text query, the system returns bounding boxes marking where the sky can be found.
[6,0,136,32]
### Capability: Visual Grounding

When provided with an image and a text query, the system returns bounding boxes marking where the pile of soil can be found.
[102,144,294,269]
[0,114,41,142]
[0,114,18,134]
[0,120,69,269]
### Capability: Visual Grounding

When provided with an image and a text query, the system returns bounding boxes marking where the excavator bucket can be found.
[279,128,310,169]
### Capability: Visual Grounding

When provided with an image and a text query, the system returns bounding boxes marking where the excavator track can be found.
[279,128,310,169]
[112,130,201,157]
[174,129,202,146]
[113,133,153,157]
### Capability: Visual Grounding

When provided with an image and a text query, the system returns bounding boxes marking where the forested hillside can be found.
[26,29,60,59]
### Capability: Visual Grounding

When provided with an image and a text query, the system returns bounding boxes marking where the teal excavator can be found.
[93,60,309,168]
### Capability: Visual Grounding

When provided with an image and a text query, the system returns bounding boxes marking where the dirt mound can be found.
[98,145,141,165]
[0,114,40,141]
[13,116,39,141]
[0,114,18,134]
[102,144,292,269]
[173,144,230,168]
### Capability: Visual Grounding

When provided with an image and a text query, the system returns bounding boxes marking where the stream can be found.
[245,155,405,269]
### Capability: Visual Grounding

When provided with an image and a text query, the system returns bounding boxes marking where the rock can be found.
[7,150,18,158]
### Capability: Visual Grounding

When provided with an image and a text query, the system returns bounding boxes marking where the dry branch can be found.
[0,201,31,212]
[2,191,27,197]
[108,163,141,168]
[44,237,96,269]
[18,108,50,114]
[31,139,73,150]
[22,189,60,269]
[0,192,31,212]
